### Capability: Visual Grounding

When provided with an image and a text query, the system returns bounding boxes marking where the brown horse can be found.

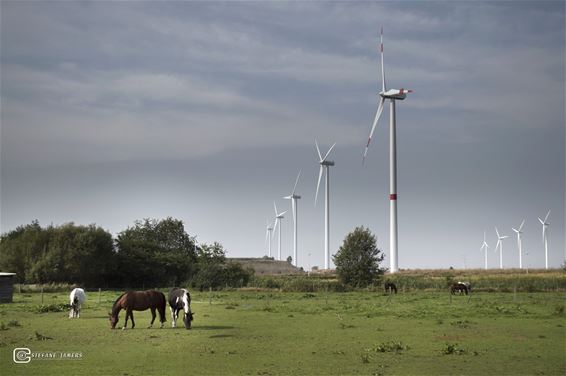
[108,290,166,330]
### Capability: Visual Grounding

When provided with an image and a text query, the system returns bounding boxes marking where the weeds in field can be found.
[450,320,474,328]
[225,305,236,310]
[0,322,8,331]
[34,331,53,340]
[8,320,21,327]
[374,341,409,353]
[33,303,69,313]
[553,305,564,316]
[203,345,215,354]
[360,350,372,363]
[442,343,466,355]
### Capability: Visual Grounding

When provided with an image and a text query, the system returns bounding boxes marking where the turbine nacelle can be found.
[380,88,413,100]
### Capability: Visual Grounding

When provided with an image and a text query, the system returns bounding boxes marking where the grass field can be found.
[1,289,565,375]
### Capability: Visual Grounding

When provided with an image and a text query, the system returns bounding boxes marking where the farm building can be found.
[0,273,16,303]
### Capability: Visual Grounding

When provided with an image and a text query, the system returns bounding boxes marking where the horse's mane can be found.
[111,292,128,314]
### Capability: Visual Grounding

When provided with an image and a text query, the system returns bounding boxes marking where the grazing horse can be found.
[168,288,194,329]
[69,288,86,318]
[450,282,470,295]
[384,281,397,294]
[108,290,166,330]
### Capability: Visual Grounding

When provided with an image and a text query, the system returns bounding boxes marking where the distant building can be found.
[0,273,16,303]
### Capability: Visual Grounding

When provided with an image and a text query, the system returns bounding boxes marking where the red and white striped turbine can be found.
[363,28,413,273]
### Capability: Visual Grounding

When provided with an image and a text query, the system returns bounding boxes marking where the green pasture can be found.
[1,290,565,375]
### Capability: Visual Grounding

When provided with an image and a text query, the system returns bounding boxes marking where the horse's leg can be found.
[170,306,176,328]
[77,304,80,318]
[159,306,165,328]
[122,309,129,330]
[130,310,135,329]
[148,308,156,328]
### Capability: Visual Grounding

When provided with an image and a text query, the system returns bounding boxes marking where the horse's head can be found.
[108,312,119,329]
[183,310,194,330]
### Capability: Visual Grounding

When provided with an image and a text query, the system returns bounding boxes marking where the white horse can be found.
[69,288,86,318]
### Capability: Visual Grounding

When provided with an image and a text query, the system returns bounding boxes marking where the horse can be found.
[108,290,166,330]
[69,288,86,318]
[168,287,194,329]
[384,281,397,294]
[450,282,470,295]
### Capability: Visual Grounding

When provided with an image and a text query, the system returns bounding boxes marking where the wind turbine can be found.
[265,220,273,258]
[480,231,489,270]
[273,202,287,261]
[315,140,336,270]
[494,227,508,269]
[511,220,525,269]
[538,210,550,269]
[284,170,301,267]
[362,27,413,274]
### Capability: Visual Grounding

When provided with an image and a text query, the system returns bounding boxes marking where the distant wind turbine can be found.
[480,231,489,270]
[273,202,287,261]
[362,27,413,274]
[511,220,525,269]
[284,170,301,267]
[538,210,550,269]
[265,220,273,258]
[315,140,336,270]
[494,227,508,269]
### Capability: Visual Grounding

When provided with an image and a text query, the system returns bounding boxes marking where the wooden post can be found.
[41,285,44,304]
[209,286,212,305]
[98,288,101,304]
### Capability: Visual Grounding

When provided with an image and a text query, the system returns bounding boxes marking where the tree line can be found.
[0,218,253,289]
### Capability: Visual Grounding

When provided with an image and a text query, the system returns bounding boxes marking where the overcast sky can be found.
[1,1,564,270]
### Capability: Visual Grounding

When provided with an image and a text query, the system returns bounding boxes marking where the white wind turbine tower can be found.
[494,227,508,269]
[511,220,525,269]
[315,140,336,270]
[265,220,273,258]
[284,170,301,267]
[273,202,287,261]
[538,210,550,269]
[363,27,413,274]
[480,231,489,270]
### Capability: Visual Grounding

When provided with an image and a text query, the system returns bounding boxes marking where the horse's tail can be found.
[159,292,167,323]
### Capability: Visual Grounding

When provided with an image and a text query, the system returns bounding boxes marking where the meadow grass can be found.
[0,290,564,375]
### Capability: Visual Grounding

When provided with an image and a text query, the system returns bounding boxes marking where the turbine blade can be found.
[512,228,518,233]
[519,219,525,231]
[315,139,322,161]
[495,226,500,238]
[322,142,336,162]
[280,211,287,217]
[273,218,278,237]
[538,217,544,225]
[380,27,386,92]
[315,165,323,205]
[265,228,269,244]
[362,97,385,163]
[274,202,278,217]
[292,170,301,195]
[544,210,551,222]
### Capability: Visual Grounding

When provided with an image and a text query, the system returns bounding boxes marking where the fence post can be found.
[209,286,212,305]
[98,288,101,304]
[41,285,44,304]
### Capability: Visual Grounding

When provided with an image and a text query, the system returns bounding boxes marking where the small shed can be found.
[0,273,16,303]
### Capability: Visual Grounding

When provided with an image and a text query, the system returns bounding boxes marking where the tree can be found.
[333,226,385,287]
[115,218,197,287]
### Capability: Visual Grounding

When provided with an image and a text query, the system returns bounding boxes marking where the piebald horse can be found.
[168,288,194,329]
[69,288,86,318]
[108,290,166,330]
